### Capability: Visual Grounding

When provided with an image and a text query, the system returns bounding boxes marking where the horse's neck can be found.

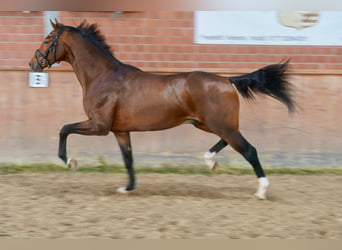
[67,39,117,89]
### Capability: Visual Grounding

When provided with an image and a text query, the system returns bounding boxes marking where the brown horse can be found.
[29,20,296,199]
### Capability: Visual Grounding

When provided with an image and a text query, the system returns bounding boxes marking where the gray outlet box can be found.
[28,72,49,87]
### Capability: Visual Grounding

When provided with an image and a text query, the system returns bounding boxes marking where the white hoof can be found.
[116,187,130,194]
[255,177,269,200]
[67,158,77,169]
[255,188,267,200]
[204,151,218,171]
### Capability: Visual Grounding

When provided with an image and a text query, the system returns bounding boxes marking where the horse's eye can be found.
[43,41,49,44]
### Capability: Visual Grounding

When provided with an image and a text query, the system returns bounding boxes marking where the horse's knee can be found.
[96,125,110,135]
[59,124,72,136]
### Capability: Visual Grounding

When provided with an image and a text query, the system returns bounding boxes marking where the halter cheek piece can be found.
[35,31,61,68]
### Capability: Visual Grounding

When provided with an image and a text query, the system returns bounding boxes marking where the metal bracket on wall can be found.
[111,11,141,19]
[112,11,123,19]
[28,72,49,87]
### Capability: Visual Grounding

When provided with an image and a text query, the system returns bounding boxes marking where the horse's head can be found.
[29,19,65,72]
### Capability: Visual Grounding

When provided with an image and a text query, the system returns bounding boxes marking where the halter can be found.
[35,30,62,68]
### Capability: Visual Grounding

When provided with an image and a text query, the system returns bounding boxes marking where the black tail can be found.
[228,61,296,113]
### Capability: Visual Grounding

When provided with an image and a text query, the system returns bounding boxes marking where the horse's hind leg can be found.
[221,130,269,199]
[113,131,136,193]
[204,139,228,170]
[194,124,228,170]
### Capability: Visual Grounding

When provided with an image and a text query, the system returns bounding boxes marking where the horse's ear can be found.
[50,19,58,31]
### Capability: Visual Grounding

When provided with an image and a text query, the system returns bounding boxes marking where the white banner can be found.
[194,11,342,46]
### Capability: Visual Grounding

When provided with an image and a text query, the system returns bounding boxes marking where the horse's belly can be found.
[112,105,187,132]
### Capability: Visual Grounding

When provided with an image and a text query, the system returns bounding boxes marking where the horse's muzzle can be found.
[29,58,43,72]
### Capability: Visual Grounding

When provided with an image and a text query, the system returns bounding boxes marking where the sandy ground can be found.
[0,173,341,239]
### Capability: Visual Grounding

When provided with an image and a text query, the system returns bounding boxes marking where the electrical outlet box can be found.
[28,72,49,87]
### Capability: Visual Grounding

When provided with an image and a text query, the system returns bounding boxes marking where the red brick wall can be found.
[1,11,342,73]
[0,11,44,68]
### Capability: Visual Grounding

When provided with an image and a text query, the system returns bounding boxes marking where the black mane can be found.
[77,21,114,60]
[58,21,141,71]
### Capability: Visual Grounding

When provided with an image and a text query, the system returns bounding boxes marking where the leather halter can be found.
[35,31,61,68]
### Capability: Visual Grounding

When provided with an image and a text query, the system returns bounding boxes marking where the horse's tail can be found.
[228,60,297,113]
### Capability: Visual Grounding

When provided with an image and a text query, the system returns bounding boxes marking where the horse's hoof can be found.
[117,184,137,194]
[205,158,218,171]
[254,191,267,200]
[255,177,269,200]
[117,187,131,194]
[211,161,219,172]
[254,186,268,200]
[204,151,218,171]
[67,158,78,170]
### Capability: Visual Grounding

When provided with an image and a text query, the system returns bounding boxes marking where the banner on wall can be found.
[194,11,342,46]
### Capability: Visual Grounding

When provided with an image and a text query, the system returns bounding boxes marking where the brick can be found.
[1,11,342,72]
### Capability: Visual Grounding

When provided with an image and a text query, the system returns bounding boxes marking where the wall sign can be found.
[194,11,342,46]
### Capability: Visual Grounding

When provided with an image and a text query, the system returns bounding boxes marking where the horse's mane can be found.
[58,21,142,71]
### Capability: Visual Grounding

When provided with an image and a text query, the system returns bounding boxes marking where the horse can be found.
[29,20,296,199]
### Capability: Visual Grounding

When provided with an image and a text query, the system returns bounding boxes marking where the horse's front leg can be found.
[113,131,136,193]
[58,119,110,168]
